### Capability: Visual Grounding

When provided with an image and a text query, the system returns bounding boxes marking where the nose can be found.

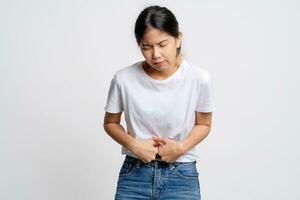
[152,46,161,59]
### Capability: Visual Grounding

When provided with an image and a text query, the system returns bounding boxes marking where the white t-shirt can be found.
[104,58,216,162]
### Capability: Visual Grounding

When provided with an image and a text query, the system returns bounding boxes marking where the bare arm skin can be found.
[153,111,213,162]
[180,111,213,153]
[103,112,135,150]
[103,111,212,163]
[103,112,158,163]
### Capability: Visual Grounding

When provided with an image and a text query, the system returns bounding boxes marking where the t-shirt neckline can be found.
[139,59,185,83]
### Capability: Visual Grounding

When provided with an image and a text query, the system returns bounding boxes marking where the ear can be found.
[176,32,183,48]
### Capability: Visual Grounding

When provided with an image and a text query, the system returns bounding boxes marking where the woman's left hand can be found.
[152,136,187,163]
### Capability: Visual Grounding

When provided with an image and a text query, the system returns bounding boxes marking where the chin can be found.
[157,66,169,72]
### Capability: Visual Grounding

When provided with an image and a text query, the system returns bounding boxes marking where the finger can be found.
[154,140,164,146]
[155,139,166,145]
[154,143,161,148]
[152,136,166,144]
[158,145,164,153]
[151,139,160,146]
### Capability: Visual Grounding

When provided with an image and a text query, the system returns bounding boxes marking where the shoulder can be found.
[184,59,212,83]
[113,61,142,84]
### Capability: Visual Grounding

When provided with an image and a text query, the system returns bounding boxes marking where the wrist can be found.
[127,138,139,153]
[179,141,189,155]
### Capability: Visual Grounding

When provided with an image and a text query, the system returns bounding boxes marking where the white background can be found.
[1,0,299,199]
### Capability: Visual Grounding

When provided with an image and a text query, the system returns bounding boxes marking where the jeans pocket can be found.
[171,162,199,179]
[119,161,136,177]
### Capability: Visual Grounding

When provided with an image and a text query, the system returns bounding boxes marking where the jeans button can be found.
[170,164,175,171]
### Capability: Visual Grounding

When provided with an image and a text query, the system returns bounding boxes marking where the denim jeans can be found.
[114,155,201,200]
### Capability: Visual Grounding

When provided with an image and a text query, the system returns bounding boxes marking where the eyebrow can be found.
[141,39,168,46]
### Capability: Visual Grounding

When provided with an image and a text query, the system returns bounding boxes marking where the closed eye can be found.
[142,47,150,50]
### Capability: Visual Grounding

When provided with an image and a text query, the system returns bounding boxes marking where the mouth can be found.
[154,61,165,64]
[153,61,165,66]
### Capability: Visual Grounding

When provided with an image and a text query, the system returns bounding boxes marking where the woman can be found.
[103,5,216,200]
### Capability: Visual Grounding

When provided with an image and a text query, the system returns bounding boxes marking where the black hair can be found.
[134,5,181,56]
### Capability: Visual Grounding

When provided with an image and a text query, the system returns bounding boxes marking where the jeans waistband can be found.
[124,155,196,166]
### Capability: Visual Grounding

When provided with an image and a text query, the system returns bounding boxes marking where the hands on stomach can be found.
[130,136,186,163]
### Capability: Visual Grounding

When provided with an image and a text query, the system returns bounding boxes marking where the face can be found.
[139,27,182,72]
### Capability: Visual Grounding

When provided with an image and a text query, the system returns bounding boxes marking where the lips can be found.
[154,61,165,65]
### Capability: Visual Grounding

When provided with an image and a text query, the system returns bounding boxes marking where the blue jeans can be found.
[114,155,201,200]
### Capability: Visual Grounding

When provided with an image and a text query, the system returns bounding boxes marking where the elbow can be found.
[103,122,110,133]
[205,123,212,131]
[103,122,120,134]
[103,123,111,133]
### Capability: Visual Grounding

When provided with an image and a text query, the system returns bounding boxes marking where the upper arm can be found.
[103,111,122,125]
[195,111,212,127]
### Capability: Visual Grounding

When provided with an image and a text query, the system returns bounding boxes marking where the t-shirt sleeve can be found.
[195,73,216,113]
[104,73,124,113]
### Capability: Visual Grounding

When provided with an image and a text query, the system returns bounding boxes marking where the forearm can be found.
[180,124,211,153]
[103,123,136,151]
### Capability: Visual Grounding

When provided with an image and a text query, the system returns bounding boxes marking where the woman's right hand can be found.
[129,139,159,163]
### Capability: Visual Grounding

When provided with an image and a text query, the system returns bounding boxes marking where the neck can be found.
[143,56,183,79]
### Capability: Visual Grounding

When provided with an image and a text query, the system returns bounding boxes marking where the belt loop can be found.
[136,159,142,168]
